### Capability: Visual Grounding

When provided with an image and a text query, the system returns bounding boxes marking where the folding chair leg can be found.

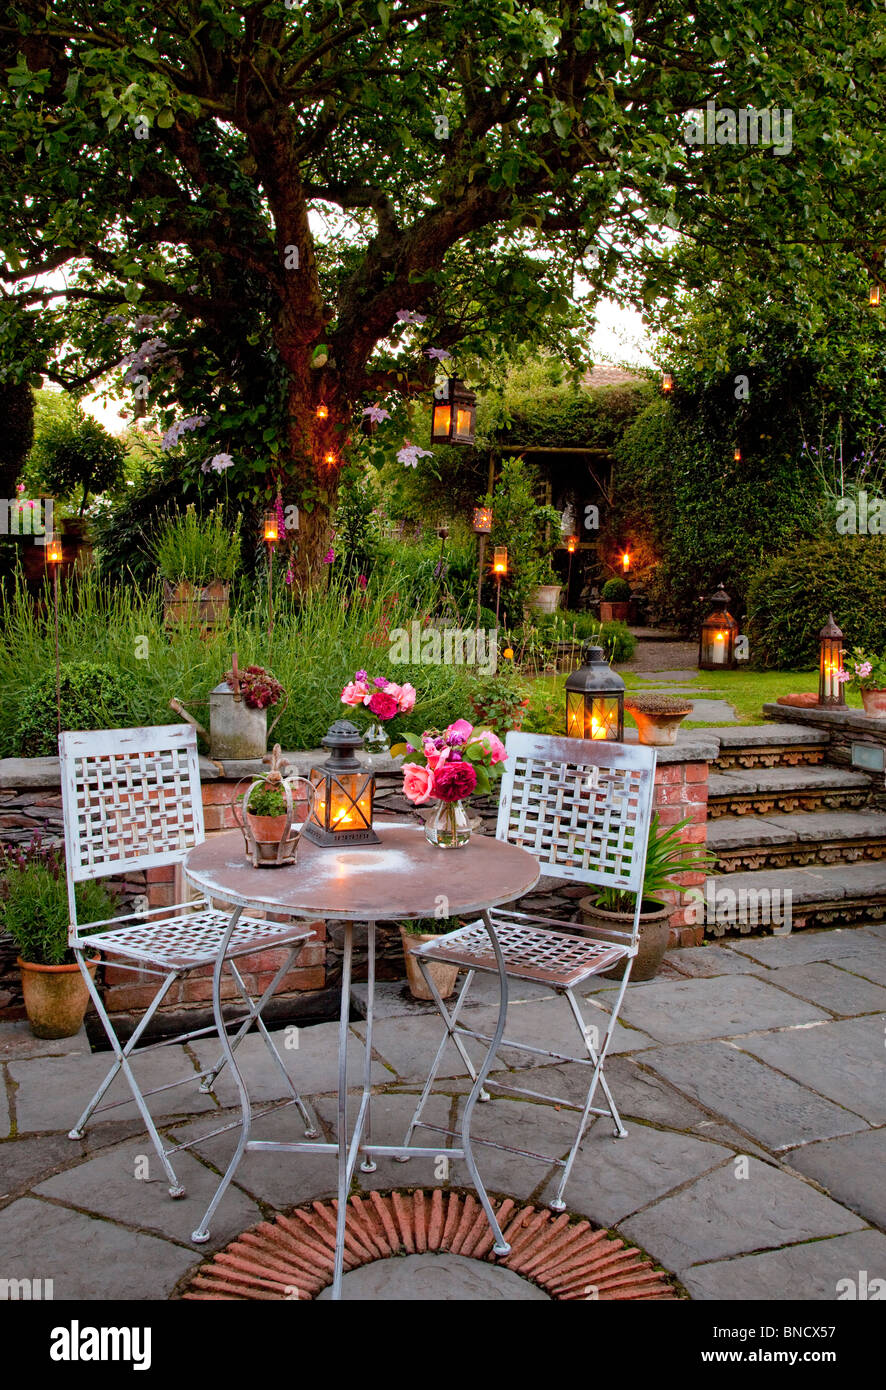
[69,953,187,1197]
[399,968,486,1159]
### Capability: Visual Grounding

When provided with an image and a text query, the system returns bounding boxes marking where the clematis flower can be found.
[397,440,434,468]
[425,347,452,360]
[160,415,209,451]
[396,310,427,325]
[362,405,391,424]
[201,452,234,473]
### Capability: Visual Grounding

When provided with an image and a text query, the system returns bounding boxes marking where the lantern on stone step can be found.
[698,586,738,671]
[818,613,846,707]
[303,720,380,846]
[431,377,476,445]
[565,643,625,741]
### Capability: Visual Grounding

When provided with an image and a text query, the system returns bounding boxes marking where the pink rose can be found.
[470,729,507,765]
[445,718,473,745]
[367,691,398,720]
[433,760,478,803]
[395,682,416,714]
[402,763,435,804]
[341,680,370,707]
[423,740,450,772]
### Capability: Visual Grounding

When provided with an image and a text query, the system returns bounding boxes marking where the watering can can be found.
[170,653,286,763]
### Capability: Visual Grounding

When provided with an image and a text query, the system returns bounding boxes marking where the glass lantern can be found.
[492,546,508,576]
[661,372,674,394]
[472,506,492,534]
[431,377,477,445]
[870,284,882,308]
[565,644,625,741]
[566,534,578,554]
[818,613,846,707]
[46,533,63,565]
[303,720,380,847]
[263,510,279,544]
[698,586,738,670]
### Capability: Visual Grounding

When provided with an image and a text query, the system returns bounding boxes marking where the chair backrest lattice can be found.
[60,726,205,902]
[496,732,657,894]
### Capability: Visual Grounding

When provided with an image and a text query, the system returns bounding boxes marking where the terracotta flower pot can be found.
[861,688,886,717]
[625,700,693,746]
[245,811,289,843]
[17,955,99,1040]
[399,926,460,1001]
[600,600,630,623]
[576,898,672,982]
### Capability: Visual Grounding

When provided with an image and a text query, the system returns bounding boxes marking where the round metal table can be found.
[184,822,540,1299]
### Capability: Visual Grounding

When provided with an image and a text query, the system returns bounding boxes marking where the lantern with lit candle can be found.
[303,720,380,847]
[566,534,578,554]
[870,284,882,308]
[565,644,625,741]
[315,403,329,421]
[493,546,507,575]
[324,450,337,467]
[263,510,279,544]
[472,506,492,534]
[818,613,846,707]
[46,534,63,566]
[698,586,738,670]
[661,372,674,394]
[621,550,630,573]
[430,377,477,446]
[733,446,742,463]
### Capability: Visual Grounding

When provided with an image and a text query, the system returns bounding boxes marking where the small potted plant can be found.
[838,647,886,716]
[235,746,314,866]
[600,576,632,623]
[625,692,695,745]
[528,559,563,616]
[152,504,241,631]
[0,837,114,1039]
[577,814,714,981]
[398,916,463,1000]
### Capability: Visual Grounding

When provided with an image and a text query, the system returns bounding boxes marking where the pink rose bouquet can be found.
[393,718,508,806]
[340,670,417,721]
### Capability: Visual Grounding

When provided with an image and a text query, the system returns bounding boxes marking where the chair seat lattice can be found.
[417,917,628,988]
[80,906,315,971]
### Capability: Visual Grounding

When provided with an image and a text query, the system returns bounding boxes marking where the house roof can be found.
[581,364,645,389]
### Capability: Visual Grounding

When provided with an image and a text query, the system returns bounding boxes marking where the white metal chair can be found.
[401,731,657,1209]
[60,724,319,1217]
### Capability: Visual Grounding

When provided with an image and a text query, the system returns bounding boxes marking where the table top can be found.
[184,823,540,921]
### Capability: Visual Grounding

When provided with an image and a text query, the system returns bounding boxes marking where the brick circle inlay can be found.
[182,1191,677,1301]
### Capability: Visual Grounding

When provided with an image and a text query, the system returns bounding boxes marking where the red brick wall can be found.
[652,760,709,949]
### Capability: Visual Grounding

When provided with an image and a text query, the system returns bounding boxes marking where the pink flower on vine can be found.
[397,440,433,468]
[363,405,391,424]
[425,347,451,360]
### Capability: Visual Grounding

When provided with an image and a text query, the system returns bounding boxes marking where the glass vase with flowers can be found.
[391,719,508,848]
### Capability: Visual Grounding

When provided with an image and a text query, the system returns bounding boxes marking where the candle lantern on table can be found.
[565,643,625,742]
[698,585,738,671]
[818,613,846,707]
[303,720,380,846]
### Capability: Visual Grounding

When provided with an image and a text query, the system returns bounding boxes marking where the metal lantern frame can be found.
[303,720,380,847]
[232,753,316,868]
[818,613,846,707]
[698,586,739,671]
[430,377,477,446]
[565,643,625,742]
[472,506,492,534]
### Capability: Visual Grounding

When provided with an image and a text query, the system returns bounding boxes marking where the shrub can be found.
[601,577,631,601]
[0,838,115,966]
[746,535,886,669]
[152,504,242,585]
[599,621,636,663]
[14,661,142,756]
[30,411,125,514]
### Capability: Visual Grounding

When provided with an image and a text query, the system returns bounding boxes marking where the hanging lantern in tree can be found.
[315,403,329,421]
[621,550,630,573]
[430,377,476,445]
[303,720,380,847]
[698,586,738,670]
[472,506,492,534]
[661,372,674,394]
[565,644,625,741]
[263,511,279,544]
[818,613,846,707]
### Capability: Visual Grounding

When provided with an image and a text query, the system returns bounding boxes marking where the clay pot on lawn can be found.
[861,688,886,717]
[576,898,672,982]
[17,956,99,1039]
[399,926,460,1001]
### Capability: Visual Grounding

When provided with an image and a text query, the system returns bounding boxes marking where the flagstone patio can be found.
[1,923,885,1301]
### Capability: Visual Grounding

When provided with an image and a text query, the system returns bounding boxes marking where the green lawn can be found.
[529,667,862,728]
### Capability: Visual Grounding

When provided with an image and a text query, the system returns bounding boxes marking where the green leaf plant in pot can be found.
[577,815,715,981]
[599,575,632,624]
[398,916,463,1001]
[0,837,114,1039]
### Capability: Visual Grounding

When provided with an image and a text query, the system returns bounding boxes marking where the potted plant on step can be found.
[398,916,463,1000]
[578,814,714,981]
[838,646,886,716]
[625,692,695,745]
[152,504,242,631]
[599,576,632,624]
[0,837,114,1039]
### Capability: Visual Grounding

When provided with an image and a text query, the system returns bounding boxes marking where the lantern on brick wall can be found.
[698,586,738,671]
[303,720,380,846]
[818,613,846,707]
[431,378,476,445]
[565,644,625,741]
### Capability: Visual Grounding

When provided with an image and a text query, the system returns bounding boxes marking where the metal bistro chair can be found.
[60,725,319,1216]
[401,731,657,1209]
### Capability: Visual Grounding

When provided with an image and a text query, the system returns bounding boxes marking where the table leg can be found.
[359,919,377,1174]
[459,909,511,1257]
[332,920,353,1300]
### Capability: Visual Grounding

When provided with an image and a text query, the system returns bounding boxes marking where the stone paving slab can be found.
[706,866,869,907]
[538,1123,731,1227]
[606,974,830,1045]
[620,1156,866,1278]
[784,1128,886,1232]
[716,724,829,747]
[8,1046,216,1133]
[664,944,762,978]
[709,766,873,795]
[739,1016,886,1126]
[706,816,798,850]
[0,1021,92,1062]
[0,1074,9,1139]
[748,962,886,1017]
[0,1196,198,1300]
[318,1250,551,1301]
[641,1041,869,1150]
[763,810,886,843]
[681,1228,886,1301]
[0,1119,146,1204]
[34,1138,261,1250]
[351,975,553,1018]
[188,1022,387,1104]
[729,926,884,969]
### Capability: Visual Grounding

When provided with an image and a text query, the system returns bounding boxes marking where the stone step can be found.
[701,862,886,935]
[713,723,829,771]
[708,765,874,819]
[709,810,886,872]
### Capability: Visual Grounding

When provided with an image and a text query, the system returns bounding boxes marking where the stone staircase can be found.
[703,723,886,936]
